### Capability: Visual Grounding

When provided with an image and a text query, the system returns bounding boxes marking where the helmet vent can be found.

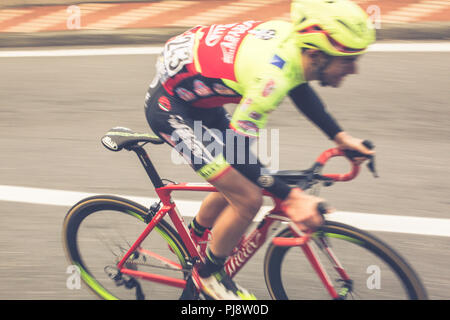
[336,19,358,36]
[304,42,319,49]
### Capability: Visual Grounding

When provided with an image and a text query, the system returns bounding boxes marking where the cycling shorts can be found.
[145,83,260,182]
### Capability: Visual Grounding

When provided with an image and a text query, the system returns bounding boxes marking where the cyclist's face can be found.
[321,56,360,87]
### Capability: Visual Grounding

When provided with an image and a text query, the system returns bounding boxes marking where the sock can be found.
[198,247,227,278]
[189,217,210,237]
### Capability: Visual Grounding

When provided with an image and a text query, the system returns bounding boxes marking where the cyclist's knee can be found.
[234,191,263,221]
[208,166,263,219]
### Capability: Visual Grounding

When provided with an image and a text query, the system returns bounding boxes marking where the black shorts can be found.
[145,83,292,199]
[145,83,259,182]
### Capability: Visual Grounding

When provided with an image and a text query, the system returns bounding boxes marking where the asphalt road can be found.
[0,46,449,300]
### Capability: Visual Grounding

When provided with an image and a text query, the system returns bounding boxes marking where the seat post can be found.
[130,145,164,189]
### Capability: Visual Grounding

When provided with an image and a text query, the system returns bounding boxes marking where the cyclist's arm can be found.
[227,75,295,199]
[289,83,343,140]
[231,152,292,200]
[229,75,290,138]
[227,43,305,199]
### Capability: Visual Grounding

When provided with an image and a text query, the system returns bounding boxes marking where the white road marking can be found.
[1,185,449,237]
[369,42,450,52]
[0,42,449,58]
[0,47,164,57]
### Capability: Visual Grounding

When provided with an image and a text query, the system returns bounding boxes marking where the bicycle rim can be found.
[63,195,191,300]
[264,221,428,300]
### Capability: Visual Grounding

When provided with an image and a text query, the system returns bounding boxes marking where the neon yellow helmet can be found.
[291,0,376,56]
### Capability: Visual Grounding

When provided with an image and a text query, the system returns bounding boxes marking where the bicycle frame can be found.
[116,181,285,289]
[114,144,366,299]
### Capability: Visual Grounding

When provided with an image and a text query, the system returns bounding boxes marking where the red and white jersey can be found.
[155,21,263,108]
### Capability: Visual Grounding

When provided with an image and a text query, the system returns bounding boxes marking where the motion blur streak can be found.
[1,184,449,237]
[0,42,449,58]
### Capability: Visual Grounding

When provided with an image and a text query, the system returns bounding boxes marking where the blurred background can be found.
[0,0,449,300]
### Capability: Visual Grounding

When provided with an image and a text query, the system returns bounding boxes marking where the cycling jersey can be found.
[153,20,305,137]
[146,20,343,200]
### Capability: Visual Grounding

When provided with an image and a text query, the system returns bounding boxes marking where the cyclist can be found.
[145,0,376,300]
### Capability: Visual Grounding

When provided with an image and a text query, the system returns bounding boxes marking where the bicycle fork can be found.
[272,226,353,300]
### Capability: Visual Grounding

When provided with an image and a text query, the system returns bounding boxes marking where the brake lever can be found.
[343,140,379,178]
[367,157,379,178]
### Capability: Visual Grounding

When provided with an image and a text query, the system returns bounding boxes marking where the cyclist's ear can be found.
[303,49,327,65]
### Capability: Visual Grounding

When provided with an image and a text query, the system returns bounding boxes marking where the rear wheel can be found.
[63,195,191,300]
[264,221,428,300]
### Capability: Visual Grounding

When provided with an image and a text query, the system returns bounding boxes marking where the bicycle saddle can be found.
[101,127,164,152]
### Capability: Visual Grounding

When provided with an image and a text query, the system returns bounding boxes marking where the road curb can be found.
[0,23,449,48]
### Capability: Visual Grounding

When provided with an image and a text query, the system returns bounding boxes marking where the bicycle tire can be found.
[264,221,428,300]
[63,195,191,300]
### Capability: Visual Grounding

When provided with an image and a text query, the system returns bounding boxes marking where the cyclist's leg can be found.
[205,168,263,257]
[145,88,259,299]
[195,192,228,229]
[193,108,257,232]
[145,84,232,234]
[191,169,260,300]
[193,108,265,256]
[146,88,263,236]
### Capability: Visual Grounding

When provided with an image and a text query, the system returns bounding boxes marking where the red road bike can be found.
[63,127,428,300]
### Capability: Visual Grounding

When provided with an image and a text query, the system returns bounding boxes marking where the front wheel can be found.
[63,195,191,300]
[264,221,428,300]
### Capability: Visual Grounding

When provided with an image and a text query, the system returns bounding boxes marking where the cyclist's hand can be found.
[334,132,375,165]
[281,188,333,231]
